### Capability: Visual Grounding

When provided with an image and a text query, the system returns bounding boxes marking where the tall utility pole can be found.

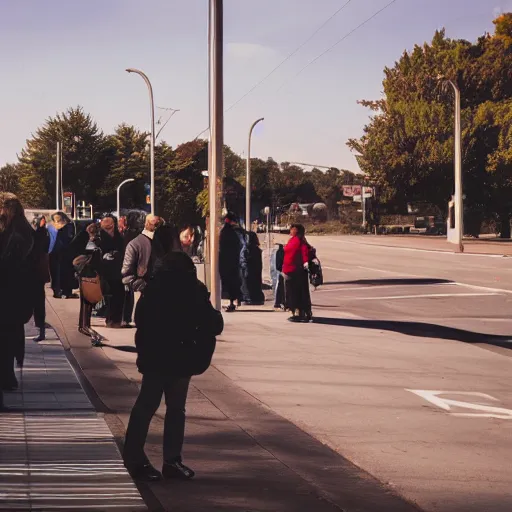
[208,0,224,310]
[441,77,464,252]
[245,117,264,230]
[126,68,155,215]
[55,142,61,210]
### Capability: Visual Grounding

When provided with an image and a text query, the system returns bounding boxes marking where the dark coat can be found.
[99,230,124,282]
[0,225,36,327]
[134,253,224,377]
[246,232,265,304]
[219,223,242,300]
[33,224,51,283]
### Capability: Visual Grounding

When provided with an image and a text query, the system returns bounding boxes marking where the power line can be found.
[194,0,354,140]
[278,0,399,91]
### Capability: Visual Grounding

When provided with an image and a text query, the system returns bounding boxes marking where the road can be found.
[211,235,512,512]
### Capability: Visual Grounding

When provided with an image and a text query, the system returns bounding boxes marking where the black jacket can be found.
[134,253,223,377]
[99,230,124,281]
[0,225,36,326]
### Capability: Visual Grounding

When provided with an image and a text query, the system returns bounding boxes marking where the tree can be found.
[0,163,21,194]
[100,124,150,210]
[348,15,512,235]
[17,106,108,208]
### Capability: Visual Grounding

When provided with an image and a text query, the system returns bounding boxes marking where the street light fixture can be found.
[116,178,135,218]
[246,117,264,230]
[126,68,155,215]
[439,75,463,252]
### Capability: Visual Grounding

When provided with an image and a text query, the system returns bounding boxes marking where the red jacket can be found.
[283,236,309,274]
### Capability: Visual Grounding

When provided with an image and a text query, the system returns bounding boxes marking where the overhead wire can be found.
[194,0,354,139]
[278,0,399,90]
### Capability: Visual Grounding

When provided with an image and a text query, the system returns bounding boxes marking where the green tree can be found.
[17,106,108,208]
[348,15,512,235]
[0,163,21,194]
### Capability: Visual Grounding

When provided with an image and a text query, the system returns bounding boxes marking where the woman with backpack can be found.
[283,224,312,323]
[123,225,223,482]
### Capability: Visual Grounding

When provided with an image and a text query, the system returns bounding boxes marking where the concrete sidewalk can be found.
[0,322,145,511]
[46,293,421,512]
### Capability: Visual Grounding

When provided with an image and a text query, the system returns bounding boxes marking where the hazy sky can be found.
[0,0,507,172]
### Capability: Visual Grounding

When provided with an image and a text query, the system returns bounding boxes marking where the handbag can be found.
[80,274,103,305]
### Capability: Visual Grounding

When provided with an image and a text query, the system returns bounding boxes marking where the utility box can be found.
[446,197,457,243]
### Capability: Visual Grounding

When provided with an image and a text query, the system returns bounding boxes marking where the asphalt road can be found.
[212,235,512,512]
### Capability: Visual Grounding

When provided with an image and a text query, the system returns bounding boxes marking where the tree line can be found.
[0,107,359,227]
[348,13,512,236]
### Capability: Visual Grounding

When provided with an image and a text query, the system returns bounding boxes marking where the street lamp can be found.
[126,68,155,215]
[439,76,463,252]
[116,179,135,218]
[246,117,264,230]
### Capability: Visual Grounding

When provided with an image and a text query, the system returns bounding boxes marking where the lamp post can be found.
[126,68,155,215]
[116,179,135,218]
[55,142,61,210]
[441,77,464,252]
[246,117,264,230]
[208,0,224,310]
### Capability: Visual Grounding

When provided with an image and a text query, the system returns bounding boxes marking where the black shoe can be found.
[33,328,46,342]
[287,316,300,323]
[224,304,236,313]
[127,463,162,482]
[53,292,63,299]
[65,293,79,299]
[162,460,195,480]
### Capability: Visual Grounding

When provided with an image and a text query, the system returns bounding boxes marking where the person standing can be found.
[219,213,243,312]
[98,216,124,328]
[246,231,265,305]
[32,216,51,342]
[121,212,147,327]
[283,224,312,323]
[50,211,77,298]
[0,193,36,410]
[74,223,103,344]
[122,214,161,294]
[123,228,223,481]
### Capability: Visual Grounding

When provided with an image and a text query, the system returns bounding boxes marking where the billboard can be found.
[343,185,373,198]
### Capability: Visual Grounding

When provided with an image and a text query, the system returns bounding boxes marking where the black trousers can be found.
[105,280,124,325]
[78,295,93,330]
[33,281,46,329]
[124,374,191,467]
[285,270,312,315]
[122,287,134,325]
[0,324,24,384]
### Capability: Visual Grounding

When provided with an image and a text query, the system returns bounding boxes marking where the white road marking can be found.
[357,266,421,277]
[407,390,512,419]
[322,266,350,271]
[454,281,512,295]
[324,238,506,258]
[337,292,501,301]
[316,283,457,293]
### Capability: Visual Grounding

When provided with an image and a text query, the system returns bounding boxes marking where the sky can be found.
[0,0,508,173]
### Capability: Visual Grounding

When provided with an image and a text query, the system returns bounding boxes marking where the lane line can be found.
[334,292,501,301]
[357,266,421,277]
[323,237,507,258]
[322,266,350,271]
[454,282,512,295]
[316,283,457,293]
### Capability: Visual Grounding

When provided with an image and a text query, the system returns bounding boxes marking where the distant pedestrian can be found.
[283,224,312,323]
[50,211,77,299]
[98,216,124,328]
[32,216,51,342]
[219,213,243,312]
[123,227,223,482]
[271,243,286,310]
[0,193,36,410]
[122,214,162,295]
[246,231,265,305]
[74,223,103,344]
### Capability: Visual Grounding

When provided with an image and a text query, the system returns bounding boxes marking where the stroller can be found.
[307,246,323,290]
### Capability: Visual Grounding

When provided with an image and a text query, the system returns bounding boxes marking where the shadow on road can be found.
[312,317,512,348]
[323,278,454,286]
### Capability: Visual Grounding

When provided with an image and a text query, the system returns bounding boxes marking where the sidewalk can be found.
[45,294,421,512]
[0,322,145,511]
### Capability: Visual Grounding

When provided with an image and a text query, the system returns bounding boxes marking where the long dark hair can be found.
[0,193,34,258]
[290,223,306,239]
